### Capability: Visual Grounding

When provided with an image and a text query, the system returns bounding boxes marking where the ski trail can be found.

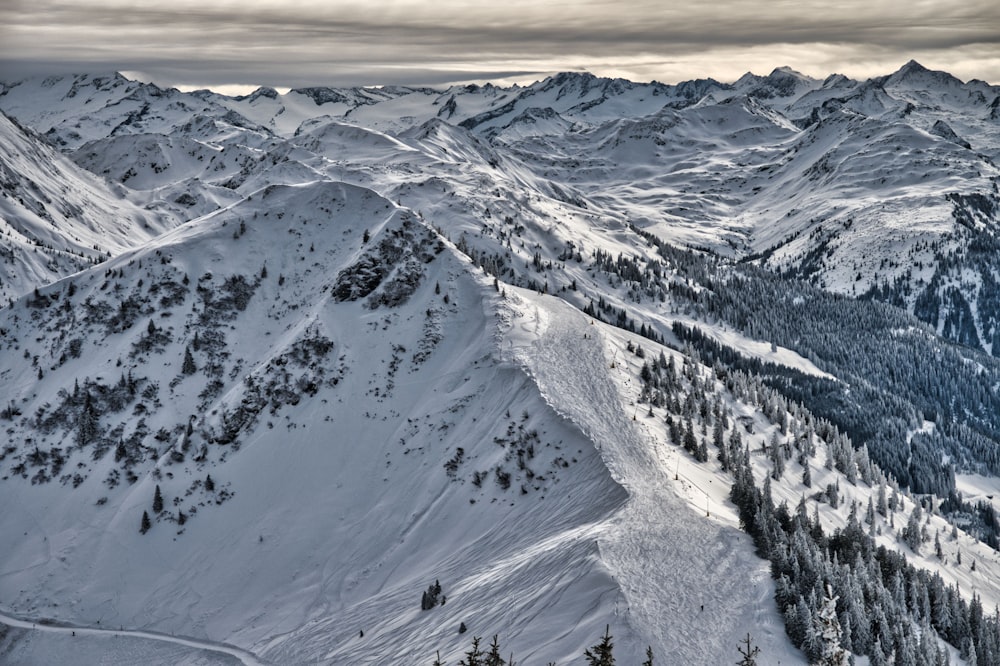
[505,292,804,665]
[0,608,269,666]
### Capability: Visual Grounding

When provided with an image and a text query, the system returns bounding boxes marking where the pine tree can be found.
[77,390,99,447]
[153,485,164,513]
[813,586,849,666]
[770,432,785,480]
[484,635,506,666]
[736,633,760,666]
[904,505,923,553]
[140,510,151,534]
[460,636,483,666]
[205,474,215,492]
[584,625,614,665]
[182,345,197,375]
[641,645,654,666]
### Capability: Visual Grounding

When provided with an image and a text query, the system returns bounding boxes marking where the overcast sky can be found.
[2,0,999,93]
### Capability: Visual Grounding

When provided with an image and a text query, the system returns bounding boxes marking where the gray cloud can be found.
[2,0,998,88]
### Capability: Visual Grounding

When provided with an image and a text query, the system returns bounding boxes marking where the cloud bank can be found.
[2,0,998,89]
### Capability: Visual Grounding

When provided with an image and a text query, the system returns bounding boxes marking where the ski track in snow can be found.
[505,292,804,664]
[0,608,267,665]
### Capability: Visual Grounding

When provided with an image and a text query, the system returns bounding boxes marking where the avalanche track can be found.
[503,290,804,664]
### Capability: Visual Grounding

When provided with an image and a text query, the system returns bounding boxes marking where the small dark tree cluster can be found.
[436,626,659,666]
[421,580,443,610]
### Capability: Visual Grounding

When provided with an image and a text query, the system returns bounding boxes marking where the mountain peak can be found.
[768,66,809,81]
[898,59,929,75]
[883,59,965,89]
[240,86,279,102]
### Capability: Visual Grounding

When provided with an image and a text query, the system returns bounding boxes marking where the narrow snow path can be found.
[504,292,804,664]
[0,608,269,666]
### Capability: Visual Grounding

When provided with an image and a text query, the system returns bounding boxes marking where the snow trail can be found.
[504,291,804,664]
[0,609,268,665]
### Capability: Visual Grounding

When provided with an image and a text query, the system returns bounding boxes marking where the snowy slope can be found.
[0,112,171,302]
[0,180,631,664]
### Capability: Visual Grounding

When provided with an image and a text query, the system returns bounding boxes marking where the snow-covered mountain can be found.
[0,111,172,303]
[2,63,1000,665]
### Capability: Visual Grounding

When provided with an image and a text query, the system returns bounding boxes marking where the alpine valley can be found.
[0,62,999,665]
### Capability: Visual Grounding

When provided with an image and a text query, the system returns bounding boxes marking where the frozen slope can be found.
[502,290,803,664]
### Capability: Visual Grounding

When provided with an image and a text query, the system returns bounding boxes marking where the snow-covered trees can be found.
[730,435,996,665]
[813,586,849,666]
[902,504,924,554]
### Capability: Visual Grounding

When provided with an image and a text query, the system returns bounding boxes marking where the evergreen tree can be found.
[877,483,888,517]
[770,432,785,480]
[182,345,197,375]
[459,636,483,666]
[205,474,215,492]
[736,633,760,666]
[814,586,849,666]
[641,645,654,666]
[140,510,151,534]
[904,505,923,553]
[153,484,163,513]
[584,625,615,666]
[683,417,698,457]
[77,390,99,447]
[484,635,506,666]
[422,580,443,609]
